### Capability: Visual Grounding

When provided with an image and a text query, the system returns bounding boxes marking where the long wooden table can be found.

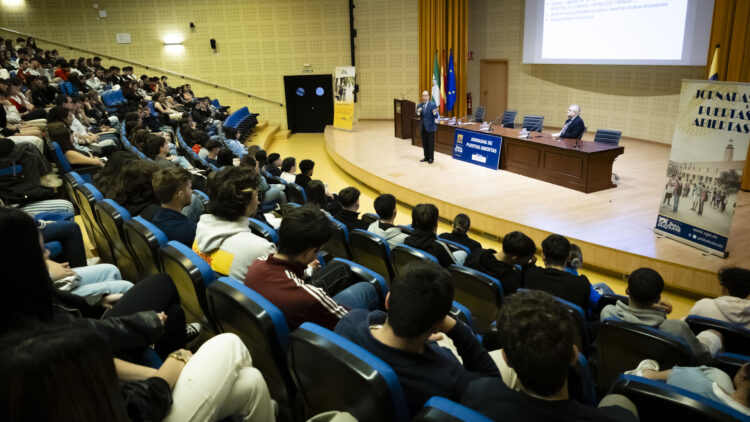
[411,119,624,193]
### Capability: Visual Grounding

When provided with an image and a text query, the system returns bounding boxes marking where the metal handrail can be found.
[0,27,284,107]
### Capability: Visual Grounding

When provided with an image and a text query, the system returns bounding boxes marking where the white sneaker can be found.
[624,359,660,377]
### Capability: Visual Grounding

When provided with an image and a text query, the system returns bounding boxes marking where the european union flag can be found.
[446,49,456,111]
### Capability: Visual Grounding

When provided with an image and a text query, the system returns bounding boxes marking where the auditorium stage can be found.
[324,120,750,298]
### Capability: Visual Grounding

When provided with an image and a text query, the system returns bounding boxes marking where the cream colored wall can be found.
[0,0,418,126]
[353,0,419,119]
[467,0,705,144]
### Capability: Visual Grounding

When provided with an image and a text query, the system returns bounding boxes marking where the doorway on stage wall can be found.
[480,59,509,124]
[283,74,334,133]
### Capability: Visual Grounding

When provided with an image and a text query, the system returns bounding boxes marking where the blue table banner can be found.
[451,128,502,170]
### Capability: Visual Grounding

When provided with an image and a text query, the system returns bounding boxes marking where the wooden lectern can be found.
[394,99,415,139]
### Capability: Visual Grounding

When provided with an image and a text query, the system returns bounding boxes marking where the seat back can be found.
[74,183,115,264]
[206,278,296,422]
[223,106,250,129]
[568,353,597,406]
[553,295,591,357]
[501,110,517,128]
[285,183,308,204]
[361,212,379,226]
[391,244,438,274]
[685,315,750,354]
[447,265,504,335]
[473,105,486,122]
[597,319,691,390]
[611,374,748,421]
[350,229,395,284]
[94,199,141,282]
[521,114,544,132]
[593,129,622,146]
[193,189,210,207]
[124,216,168,279]
[63,171,84,206]
[287,322,409,422]
[158,241,217,327]
[51,141,73,174]
[248,218,279,244]
[331,258,388,306]
[413,397,493,422]
[321,217,352,260]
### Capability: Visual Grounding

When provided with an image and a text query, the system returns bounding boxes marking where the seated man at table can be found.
[553,104,585,139]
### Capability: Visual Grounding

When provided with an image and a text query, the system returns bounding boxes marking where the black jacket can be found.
[464,248,523,295]
[405,229,456,267]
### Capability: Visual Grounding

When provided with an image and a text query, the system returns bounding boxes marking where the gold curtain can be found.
[706,0,750,82]
[418,0,468,117]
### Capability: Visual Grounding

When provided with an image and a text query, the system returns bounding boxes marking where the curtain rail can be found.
[1,27,284,107]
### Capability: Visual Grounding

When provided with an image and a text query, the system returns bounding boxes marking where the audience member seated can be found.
[335,260,500,416]
[239,156,287,209]
[332,187,369,232]
[193,166,275,280]
[461,290,638,421]
[202,139,223,166]
[244,204,378,331]
[439,213,482,253]
[368,193,408,249]
[280,156,297,184]
[216,148,235,167]
[601,268,723,364]
[689,266,750,329]
[265,152,282,177]
[45,245,133,306]
[295,159,315,191]
[27,75,56,109]
[464,231,536,295]
[6,77,47,121]
[94,150,139,199]
[47,118,105,168]
[145,134,191,170]
[566,243,583,275]
[189,130,207,156]
[0,324,275,422]
[0,207,197,359]
[56,95,117,156]
[153,92,184,121]
[152,166,198,246]
[625,359,750,417]
[0,83,44,140]
[405,203,466,267]
[113,160,162,221]
[524,234,593,312]
[306,180,332,217]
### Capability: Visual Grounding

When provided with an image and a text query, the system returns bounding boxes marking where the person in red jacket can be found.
[243,204,378,330]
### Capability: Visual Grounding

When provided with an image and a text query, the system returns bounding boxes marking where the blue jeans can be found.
[263,184,287,206]
[41,219,87,267]
[71,264,134,298]
[667,366,735,403]
[333,282,379,311]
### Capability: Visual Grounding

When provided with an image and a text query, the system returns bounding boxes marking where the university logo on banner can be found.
[334,66,355,131]
[654,80,750,257]
[452,128,502,170]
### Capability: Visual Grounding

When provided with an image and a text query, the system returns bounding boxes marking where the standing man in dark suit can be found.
[416,90,439,164]
[553,104,585,139]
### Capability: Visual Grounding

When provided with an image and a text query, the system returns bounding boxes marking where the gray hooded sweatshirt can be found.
[601,301,720,364]
[367,221,409,250]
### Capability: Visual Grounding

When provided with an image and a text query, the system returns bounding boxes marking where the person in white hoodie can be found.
[367,193,408,250]
[192,166,276,281]
[600,268,723,364]
[689,266,750,329]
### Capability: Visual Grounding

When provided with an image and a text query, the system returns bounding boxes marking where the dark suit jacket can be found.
[560,115,585,139]
[417,101,438,132]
